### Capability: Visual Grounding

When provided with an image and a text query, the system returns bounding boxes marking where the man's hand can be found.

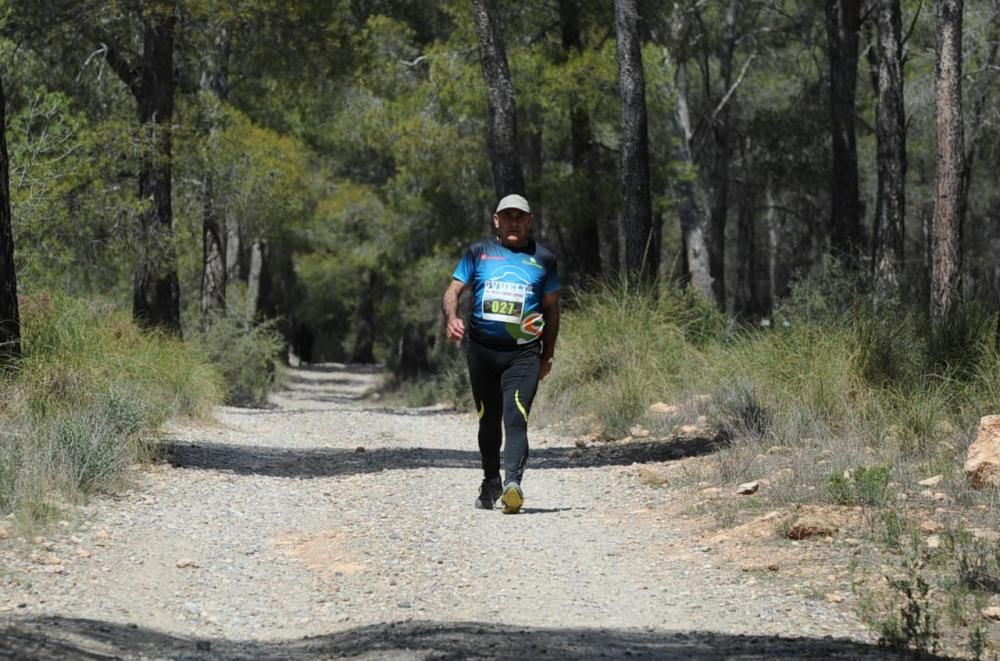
[446,317,466,343]
[539,356,554,381]
[442,279,468,344]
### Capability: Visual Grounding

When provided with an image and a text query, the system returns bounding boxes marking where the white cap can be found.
[495,194,531,214]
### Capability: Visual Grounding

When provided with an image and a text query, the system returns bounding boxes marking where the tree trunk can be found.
[131,7,180,332]
[765,180,779,313]
[826,0,863,265]
[614,0,655,282]
[560,0,603,277]
[246,239,266,319]
[672,53,714,301]
[351,271,376,364]
[931,0,965,324]
[200,24,230,318]
[872,0,906,300]
[735,138,760,318]
[0,74,20,362]
[471,0,524,199]
[708,0,738,306]
[523,115,544,237]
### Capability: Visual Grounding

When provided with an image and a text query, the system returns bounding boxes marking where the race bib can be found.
[482,280,529,323]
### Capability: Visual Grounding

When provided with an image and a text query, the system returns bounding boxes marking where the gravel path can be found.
[0,364,933,659]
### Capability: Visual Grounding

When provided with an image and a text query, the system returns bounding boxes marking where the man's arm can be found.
[539,291,560,380]
[442,279,468,343]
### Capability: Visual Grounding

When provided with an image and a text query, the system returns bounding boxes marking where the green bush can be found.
[188,310,284,407]
[539,282,712,436]
[711,377,773,441]
[827,465,892,507]
[853,310,923,389]
[0,293,222,517]
[44,387,152,494]
[877,568,941,655]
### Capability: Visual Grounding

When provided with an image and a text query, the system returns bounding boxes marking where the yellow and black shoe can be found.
[475,476,503,510]
[500,482,524,514]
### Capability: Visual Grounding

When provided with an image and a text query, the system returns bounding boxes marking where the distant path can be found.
[0,364,923,659]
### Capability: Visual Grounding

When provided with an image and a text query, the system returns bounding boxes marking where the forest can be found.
[0,0,994,372]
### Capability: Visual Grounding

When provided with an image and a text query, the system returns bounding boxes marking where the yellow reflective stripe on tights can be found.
[514,390,528,422]
[477,400,485,419]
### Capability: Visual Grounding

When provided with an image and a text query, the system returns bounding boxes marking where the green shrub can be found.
[775,255,867,326]
[954,535,1000,594]
[189,310,283,407]
[0,293,222,518]
[43,388,152,494]
[926,304,995,379]
[827,465,892,507]
[711,377,773,441]
[877,568,941,655]
[853,310,923,389]
[539,282,708,436]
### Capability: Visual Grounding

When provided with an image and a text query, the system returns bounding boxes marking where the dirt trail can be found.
[0,364,924,659]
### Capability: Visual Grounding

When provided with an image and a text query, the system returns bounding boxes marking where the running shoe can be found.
[475,476,503,510]
[501,482,524,514]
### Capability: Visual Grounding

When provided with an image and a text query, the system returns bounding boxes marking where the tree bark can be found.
[200,23,230,318]
[129,6,180,332]
[471,0,524,199]
[614,0,655,281]
[350,270,376,364]
[0,74,20,362]
[246,239,266,320]
[672,51,714,301]
[826,0,863,265]
[931,0,965,324]
[559,0,604,277]
[765,180,780,312]
[872,0,906,300]
[734,138,760,318]
[708,0,738,306]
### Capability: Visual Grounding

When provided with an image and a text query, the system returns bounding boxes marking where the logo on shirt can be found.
[480,254,504,261]
[523,257,544,270]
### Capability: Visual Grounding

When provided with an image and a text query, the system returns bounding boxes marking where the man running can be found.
[442,194,560,514]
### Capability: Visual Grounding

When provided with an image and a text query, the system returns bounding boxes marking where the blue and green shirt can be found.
[452,237,560,348]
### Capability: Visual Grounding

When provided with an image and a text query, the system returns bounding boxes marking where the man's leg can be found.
[500,345,541,488]
[467,340,503,480]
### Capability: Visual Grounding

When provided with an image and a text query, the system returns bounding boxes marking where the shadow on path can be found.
[163,436,721,479]
[0,616,948,660]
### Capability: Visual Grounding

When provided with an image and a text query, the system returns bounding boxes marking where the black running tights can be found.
[466,339,541,486]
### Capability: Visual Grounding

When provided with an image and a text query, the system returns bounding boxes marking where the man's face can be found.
[493,208,533,248]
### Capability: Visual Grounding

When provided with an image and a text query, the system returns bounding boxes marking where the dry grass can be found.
[0,293,222,522]
[531,270,1000,657]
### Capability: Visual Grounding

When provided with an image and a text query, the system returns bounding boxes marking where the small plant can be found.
[877,566,940,655]
[826,465,891,507]
[827,472,853,505]
[967,624,991,661]
[955,536,1000,594]
[712,377,773,442]
[44,388,152,494]
[853,311,922,389]
[880,509,904,548]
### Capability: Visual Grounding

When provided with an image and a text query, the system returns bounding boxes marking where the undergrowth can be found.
[0,293,222,521]
[526,263,1000,657]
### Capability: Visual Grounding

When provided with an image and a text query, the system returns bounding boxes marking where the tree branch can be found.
[708,52,756,126]
[99,39,141,100]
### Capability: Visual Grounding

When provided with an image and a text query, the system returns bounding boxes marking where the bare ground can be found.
[0,364,955,659]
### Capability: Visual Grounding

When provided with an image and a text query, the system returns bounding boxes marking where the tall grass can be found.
[539,266,1000,481]
[538,281,718,436]
[0,293,222,518]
